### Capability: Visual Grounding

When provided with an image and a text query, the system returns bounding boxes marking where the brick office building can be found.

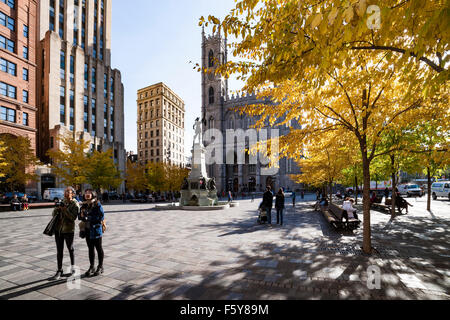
[0,0,38,193]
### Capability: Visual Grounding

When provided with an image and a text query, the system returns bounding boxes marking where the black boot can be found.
[84,266,95,277]
[94,266,104,276]
[51,270,63,281]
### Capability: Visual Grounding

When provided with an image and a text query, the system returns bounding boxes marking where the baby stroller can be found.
[257,202,268,224]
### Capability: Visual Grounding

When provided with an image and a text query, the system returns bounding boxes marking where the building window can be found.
[23,25,28,38]
[0,11,15,31]
[0,58,16,76]
[208,50,214,67]
[209,87,214,104]
[49,0,55,31]
[1,0,15,9]
[0,81,16,99]
[110,77,114,101]
[0,35,15,53]
[60,50,66,79]
[23,46,28,60]
[0,106,16,123]
[59,0,64,38]
[23,68,28,81]
[70,55,75,84]
[92,67,96,93]
[23,112,28,126]
[60,86,65,125]
[84,63,88,89]
[23,90,28,103]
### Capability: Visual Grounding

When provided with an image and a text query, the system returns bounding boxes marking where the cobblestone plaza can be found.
[0,197,448,300]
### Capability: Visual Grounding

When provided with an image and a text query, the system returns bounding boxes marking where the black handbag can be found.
[43,214,60,237]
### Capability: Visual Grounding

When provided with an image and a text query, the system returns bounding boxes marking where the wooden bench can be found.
[371,198,410,214]
[320,203,361,231]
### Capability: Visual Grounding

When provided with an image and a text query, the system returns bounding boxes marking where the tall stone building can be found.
[201,29,302,193]
[137,82,185,168]
[0,0,38,193]
[36,0,125,194]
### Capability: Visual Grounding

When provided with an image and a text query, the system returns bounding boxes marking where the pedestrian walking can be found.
[301,190,305,200]
[228,191,233,203]
[275,188,285,226]
[384,187,390,200]
[262,187,274,225]
[51,187,80,280]
[80,189,105,277]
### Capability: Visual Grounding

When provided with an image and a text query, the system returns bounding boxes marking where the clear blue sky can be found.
[110,0,241,156]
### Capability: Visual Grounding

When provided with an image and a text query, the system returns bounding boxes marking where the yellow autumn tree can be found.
[0,139,6,178]
[293,130,350,204]
[201,0,449,253]
[165,164,190,192]
[125,160,147,193]
[47,133,91,188]
[409,109,450,210]
[145,162,166,192]
[0,135,40,191]
[86,149,123,192]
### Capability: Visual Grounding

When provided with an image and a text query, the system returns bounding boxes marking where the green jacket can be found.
[52,199,80,234]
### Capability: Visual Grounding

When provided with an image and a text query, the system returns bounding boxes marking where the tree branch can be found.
[350,45,445,73]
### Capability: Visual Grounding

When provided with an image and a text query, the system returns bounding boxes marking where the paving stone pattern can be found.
[0,197,449,300]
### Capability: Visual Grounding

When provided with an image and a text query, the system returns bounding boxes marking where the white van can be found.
[397,184,423,197]
[43,188,65,202]
[431,182,450,200]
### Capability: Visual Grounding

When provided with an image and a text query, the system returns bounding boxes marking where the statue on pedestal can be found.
[193,117,203,146]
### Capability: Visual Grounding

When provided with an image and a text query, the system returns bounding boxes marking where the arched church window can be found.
[229,118,235,130]
[209,87,215,104]
[208,50,214,67]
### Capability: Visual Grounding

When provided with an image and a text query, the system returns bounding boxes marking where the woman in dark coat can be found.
[275,188,285,226]
[80,190,105,277]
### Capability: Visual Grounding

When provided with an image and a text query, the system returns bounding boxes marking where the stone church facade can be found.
[201,30,303,194]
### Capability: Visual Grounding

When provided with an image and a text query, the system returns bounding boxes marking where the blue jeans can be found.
[276,208,284,225]
[266,207,272,224]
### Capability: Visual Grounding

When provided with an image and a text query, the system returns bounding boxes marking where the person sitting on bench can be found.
[10,195,23,212]
[313,195,328,211]
[342,198,358,222]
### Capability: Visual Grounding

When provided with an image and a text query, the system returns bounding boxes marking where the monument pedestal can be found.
[180,143,219,207]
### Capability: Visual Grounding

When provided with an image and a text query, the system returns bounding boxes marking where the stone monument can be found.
[180,118,219,207]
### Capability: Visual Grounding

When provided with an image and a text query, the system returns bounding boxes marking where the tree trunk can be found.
[391,155,397,218]
[329,181,333,204]
[361,154,372,254]
[427,167,431,212]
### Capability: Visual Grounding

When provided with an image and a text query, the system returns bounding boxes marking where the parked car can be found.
[43,188,65,202]
[397,184,423,197]
[431,181,450,200]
